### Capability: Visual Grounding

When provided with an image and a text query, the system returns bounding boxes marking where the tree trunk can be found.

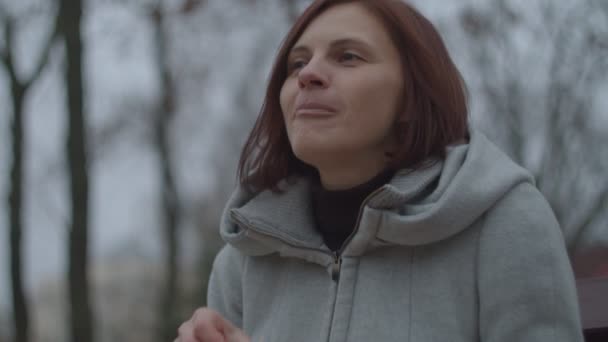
[4,7,58,340]
[156,113,180,342]
[151,6,181,342]
[59,0,93,341]
[8,82,29,342]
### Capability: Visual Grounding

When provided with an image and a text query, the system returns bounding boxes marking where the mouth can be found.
[295,102,337,118]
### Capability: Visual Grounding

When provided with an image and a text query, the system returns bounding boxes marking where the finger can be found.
[226,328,251,342]
[194,320,226,341]
[210,313,249,342]
[214,313,238,334]
[192,308,228,341]
[177,320,199,342]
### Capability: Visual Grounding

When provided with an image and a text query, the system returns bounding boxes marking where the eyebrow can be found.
[289,38,373,56]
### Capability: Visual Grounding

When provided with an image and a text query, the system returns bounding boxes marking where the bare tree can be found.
[0,3,59,341]
[57,0,94,340]
[147,0,205,340]
[459,0,608,276]
[189,0,306,307]
[149,3,181,341]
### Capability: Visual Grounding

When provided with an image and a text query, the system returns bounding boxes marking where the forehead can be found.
[294,3,392,48]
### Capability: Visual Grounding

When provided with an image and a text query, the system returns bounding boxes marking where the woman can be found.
[176,0,583,341]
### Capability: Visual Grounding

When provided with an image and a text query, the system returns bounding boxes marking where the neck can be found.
[316,156,390,191]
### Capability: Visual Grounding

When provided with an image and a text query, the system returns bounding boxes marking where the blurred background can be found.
[0,0,606,341]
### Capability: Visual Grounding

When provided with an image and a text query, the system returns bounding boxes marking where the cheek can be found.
[279,81,296,121]
[279,89,287,116]
[348,79,402,136]
[279,82,299,147]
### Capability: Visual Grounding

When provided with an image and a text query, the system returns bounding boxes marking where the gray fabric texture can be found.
[207,128,583,342]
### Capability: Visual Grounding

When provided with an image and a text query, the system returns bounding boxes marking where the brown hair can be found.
[238,0,469,191]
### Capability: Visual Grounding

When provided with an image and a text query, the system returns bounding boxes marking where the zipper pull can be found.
[331,252,341,282]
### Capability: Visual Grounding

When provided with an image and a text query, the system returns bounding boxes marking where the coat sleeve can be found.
[478,183,584,342]
[207,244,245,328]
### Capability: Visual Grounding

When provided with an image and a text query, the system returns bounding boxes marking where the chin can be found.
[291,141,343,168]
[292,147,323,167]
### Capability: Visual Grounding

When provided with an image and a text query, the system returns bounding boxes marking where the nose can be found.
[297,59,329,90]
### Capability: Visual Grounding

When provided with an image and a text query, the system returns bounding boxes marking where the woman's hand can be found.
[175,307,250,342]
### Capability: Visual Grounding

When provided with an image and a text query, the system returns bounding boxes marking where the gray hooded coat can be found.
[207,129,584,342]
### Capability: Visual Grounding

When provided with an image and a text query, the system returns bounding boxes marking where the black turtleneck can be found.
[311,170,395,251]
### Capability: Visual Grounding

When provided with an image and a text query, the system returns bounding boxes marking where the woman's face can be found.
[279,2,404,170]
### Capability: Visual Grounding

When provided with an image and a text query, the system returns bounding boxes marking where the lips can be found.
[295,102,337,117]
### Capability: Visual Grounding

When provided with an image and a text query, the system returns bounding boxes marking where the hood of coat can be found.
[219,128,534,266]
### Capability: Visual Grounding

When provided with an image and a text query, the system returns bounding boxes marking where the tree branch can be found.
[23,4,61,89]
[0,2,6,59]
[1,2,60,89]
[0,11,19,85]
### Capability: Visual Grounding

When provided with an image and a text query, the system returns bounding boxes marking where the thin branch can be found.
[0,12,19,85]
[536,6,582,189]
[1,2,60,89]
[23,4,61,88]
[0,28,9,66]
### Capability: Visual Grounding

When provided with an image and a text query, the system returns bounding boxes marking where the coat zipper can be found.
[330,251,341,281]
[232,184,388,342]
[329,185,387,281]
[325,185,387,342]
[326,250,341,342]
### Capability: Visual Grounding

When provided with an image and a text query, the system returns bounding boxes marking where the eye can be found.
[287,59,307,75]
[338,51,362,64]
